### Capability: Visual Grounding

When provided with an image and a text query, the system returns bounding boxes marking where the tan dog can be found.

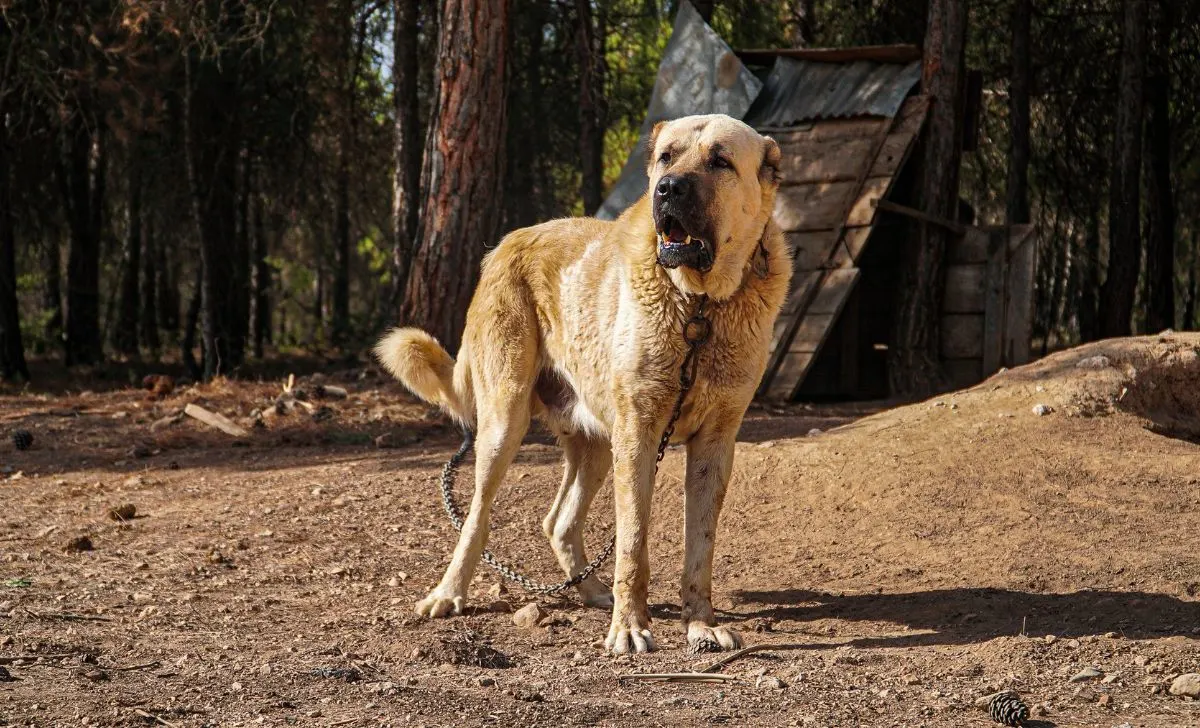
[376,114,791,654]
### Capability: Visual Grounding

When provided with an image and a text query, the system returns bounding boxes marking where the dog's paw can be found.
[686,622,743,654]
[579,581,614,610]
[415,590,464,618]
[605,616,656,654]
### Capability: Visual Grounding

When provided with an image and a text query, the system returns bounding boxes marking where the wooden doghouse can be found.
[597,4,1036,400]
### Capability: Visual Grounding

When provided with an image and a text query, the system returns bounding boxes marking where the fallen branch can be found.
[134,709,179,727]
[184,404,249,438]
[617,672,739,684]
[105,660,162,672]
[23,608,113,623]
[699,643,810,673]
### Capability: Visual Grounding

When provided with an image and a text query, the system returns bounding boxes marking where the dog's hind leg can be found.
[543,434,613,608]
[415,328,535,618]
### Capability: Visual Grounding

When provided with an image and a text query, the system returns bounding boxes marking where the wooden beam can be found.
[874,199,967,236]
[736,44,923,66]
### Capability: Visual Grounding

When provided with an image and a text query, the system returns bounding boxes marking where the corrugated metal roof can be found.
[596,1,762,221]
[742,57,921,128]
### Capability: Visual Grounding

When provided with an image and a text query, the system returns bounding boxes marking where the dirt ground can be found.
[2,334,1199,728]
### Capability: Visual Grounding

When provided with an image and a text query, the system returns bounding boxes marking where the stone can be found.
[477,676,496,687]
[1032,403,1053,416]
[1070,667,1103,683]
[512,602,545,629]
[1076,354,1111,370]
[1169,673,1200,699]
[755,675,787,689]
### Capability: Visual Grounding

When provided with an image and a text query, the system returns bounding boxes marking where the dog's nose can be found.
[655,174,690,200]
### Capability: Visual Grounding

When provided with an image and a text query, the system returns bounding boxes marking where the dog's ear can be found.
[645,120,668,171]
[759,135,781,185]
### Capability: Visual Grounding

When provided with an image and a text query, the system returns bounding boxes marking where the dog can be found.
[375,114,791,654]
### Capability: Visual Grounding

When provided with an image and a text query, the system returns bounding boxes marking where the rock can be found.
[806,428,822,436]
[1070,667,1104,683]
[1169,673,1200,698]
[131,592,153,603]
[487,583,507,598]
[1102,673,1120,684]
[1134,655,1150,667]
[755,675,787,689]
[1032,403,1053,416]
[512,602,545,629]
[107,504,137,521]
[1098,693,1112,707]
[65,535,93,553]
[1066,638,1081,649]
[1076,354,1111,370]
[230,681,243,691]
[477,676,496,687]
[1044,634,1057,645]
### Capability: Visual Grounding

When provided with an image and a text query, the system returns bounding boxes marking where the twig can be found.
[134,709,179,727]
[23,608,113,623]
[699,643,810,673]
[329,720,359,727]
[617,672,740,684]
[105,660,162,672]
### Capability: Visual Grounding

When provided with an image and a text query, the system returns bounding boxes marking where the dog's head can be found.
[645,114,781,299]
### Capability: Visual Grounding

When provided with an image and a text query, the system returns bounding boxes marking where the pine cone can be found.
[11,430,33,451]
[686,636,721,655]
[988,691,1029,727]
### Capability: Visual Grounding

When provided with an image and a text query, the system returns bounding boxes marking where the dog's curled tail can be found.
[374,328,473,427]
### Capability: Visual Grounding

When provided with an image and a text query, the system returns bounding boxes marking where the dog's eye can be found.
[712,156,733,170]
[658,151,672,165]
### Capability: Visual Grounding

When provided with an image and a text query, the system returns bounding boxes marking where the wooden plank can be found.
[944,358,983,389]
[947,227,991,264]
[943,264,986,313]
[774,177,891,233]
[736,44,923,66]
[767,271,821,352]
[184,403,249,438]
[875,199,967,235]
[983,230,1008,374]
[785,230,840,271]
[809,268,859,314]
[1003,225,1037,366]
[764,269,861,400]
[776,136,882,185]
[941,314,984,359]
[764,117,888,145]
[839,289,861,394]
[788,313,836,353]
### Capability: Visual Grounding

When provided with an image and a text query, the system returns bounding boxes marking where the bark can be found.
[251,192,271,358]
[1097,0,1147,338]
[792,0,816,45]
[1142,0,1174,333]
[390,0,421,318]
[1078,208,1102,342]
[59,118,105,366]
[41,237,63,353]
[184,34,246,379]
[0,132,28,382]
[113,153,143,357]
[139,211,160,357]
[401,0,511,352]
[332,147,352,345]
[577,0,607,215]
[1005,0,1031,225]
[182,266,203,381]
[158,234,180,336]
[889,0,967,396]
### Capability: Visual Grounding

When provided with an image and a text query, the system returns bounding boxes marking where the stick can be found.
[617,672,739,684]
[699,643,810,673]
[134,709,179,728]
[105,660,162,672]
[24,608,113,622]
[873,199,967,235]
[329,720,359,727]
[183,404,249,438]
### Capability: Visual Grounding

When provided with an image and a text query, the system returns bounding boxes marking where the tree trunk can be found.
[791,0,816,45]
[139,211,160,358]
[184,39,245,379]
[889,0,967,396]
[252,192,271,359]
[1142,0,1174,333]
[159,234,180,337]
[41,237,63,354]
[390,0,421,318]
[1184,242,1197,331]
[332,146,352,346]
[0,132,29,382]
[1078,207,1102,342]
[60,118,105,366]
[113,152,142,357]
[401,0,511,352]
[577,0,607,215]
[181,266,203,381]
[1005,0,1031,225]
[1097,0,1147,338]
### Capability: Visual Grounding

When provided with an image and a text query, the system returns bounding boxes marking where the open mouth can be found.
[655,214,713,271]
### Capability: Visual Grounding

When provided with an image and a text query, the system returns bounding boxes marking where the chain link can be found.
[436,294,711,597]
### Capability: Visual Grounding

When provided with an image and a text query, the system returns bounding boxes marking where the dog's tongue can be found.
[668,222,688,243]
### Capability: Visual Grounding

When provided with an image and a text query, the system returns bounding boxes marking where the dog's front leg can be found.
[604,406,661,654]
[681,415,743,653]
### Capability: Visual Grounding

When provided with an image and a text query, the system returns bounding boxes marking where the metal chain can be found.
[436,294,711,596]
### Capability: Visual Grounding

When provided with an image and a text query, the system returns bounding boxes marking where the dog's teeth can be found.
[685,235,692,244]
